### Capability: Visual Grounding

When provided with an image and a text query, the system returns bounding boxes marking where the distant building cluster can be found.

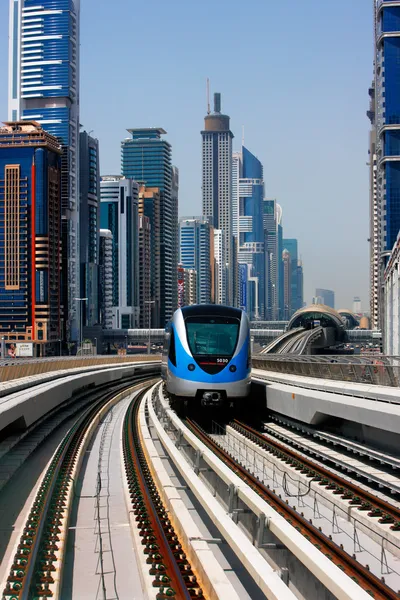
[0,1,306,356]
[178,93,304,321]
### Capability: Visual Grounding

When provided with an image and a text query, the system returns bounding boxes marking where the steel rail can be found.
[232,420,400,529]
[186,418,398,600]
[123,391,204,599]
[1,375,155,600]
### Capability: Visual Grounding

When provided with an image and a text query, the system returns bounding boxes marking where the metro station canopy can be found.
[288,304,346,334]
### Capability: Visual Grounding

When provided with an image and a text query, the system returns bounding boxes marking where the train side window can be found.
[169,327,177,366]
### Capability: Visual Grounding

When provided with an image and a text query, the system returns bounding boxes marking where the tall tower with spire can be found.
[201,92,234,305]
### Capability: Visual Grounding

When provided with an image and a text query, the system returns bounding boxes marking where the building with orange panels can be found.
[0,121,62,353]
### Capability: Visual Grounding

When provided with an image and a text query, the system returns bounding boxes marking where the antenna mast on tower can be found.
[207,78,211,114]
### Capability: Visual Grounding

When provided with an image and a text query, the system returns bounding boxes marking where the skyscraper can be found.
[372,0,400,331]
[138,185,161,327]
[263,199,279,319]
[179,216,212,304]
[213,229,224,305]
[138,215,151,328]
[79,131,100,328]
[100,176,139,328]
[283,238,299,315]
[99,229,113,330]
[367,83,379,329]
[315,288,335,309]
[282,249,292,320]
[202,93,234,305]
[121,128,177,324]
[8,0,80,342]
[234,146,265,319]
[0,121,62,352]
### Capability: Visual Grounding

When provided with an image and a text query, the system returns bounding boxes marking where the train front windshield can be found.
[185,316,240,358]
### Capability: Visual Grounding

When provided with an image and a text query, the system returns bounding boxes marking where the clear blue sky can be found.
[0,0,373,310]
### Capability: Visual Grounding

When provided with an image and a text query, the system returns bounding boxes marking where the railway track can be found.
[231,420,400,530]
[186,418,399,600]
[123,389,204,599]
[0,377,157,600]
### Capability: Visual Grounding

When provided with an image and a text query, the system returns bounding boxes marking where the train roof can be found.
[180,304,243,319]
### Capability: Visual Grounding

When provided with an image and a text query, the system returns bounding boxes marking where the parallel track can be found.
[187,418,399,600]
[123,389,204,599]
[232,420,400,529]
[1,376,156,600]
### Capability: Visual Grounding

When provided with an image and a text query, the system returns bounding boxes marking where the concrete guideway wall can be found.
[0,355,160,383]
[252,369,400,450]
[0,362,160,435]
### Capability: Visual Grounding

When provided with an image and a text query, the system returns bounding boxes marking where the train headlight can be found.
[229,365,237,373]
[188,363,196,371]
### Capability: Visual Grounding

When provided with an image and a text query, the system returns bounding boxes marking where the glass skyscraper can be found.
[121,128,177,324]
[179,216,212,304]
[8,0,80,341]
[100,176,139,329]
[0,121,62,351]
[202,93,234,306]
[234,146,265,319]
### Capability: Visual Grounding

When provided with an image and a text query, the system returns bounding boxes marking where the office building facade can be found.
[0,121,62,350]
[263,199,279,319]
[234,146,265,319]
[202,93,234,305]
[179,216,212,304]
[79,131,99,327]
[9,0,80,342]
[138,215,151,328]
[282,249,291,320]
[138,184,161,327]
[100,176,139,328]
[99,229,113,329]
[315,288,335,309]
[372,1,400,332]
[121,128,177,324]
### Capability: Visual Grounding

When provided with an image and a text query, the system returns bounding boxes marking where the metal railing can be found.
[252,354,400,387]
[0,355,160,383]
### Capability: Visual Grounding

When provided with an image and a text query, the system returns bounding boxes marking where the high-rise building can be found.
[277,205,284,319]
[138,215,151,328]
[179,216,212,304]
[171,166,179,312]
[138,184,161,327]
[213,229,224,305]
[100,176,139,328]
[263,199,278,319]
[367,83,379,328]
[99,229,113,330]
[121,128,176,324]
[202,93,234,305]
[235,146,265,319]
[79,131,99,328]
[283,238,300,315]
[9,0,80,342]
[315,288,335,309]
[282,249,292,320]
[232,151,241,240]
[296,260,304,311]
[372,1,400,331]
[0,121,62,351]
[353,296,362,314]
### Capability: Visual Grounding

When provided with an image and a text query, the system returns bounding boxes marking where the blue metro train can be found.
[162,305,251,413]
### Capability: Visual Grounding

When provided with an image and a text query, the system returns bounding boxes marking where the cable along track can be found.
[186,418,399,600]
[232,420,400,530]
[123,390,204,599]
[1,378,156,600]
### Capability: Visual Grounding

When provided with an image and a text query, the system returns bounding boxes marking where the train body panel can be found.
[162,304,251,405]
